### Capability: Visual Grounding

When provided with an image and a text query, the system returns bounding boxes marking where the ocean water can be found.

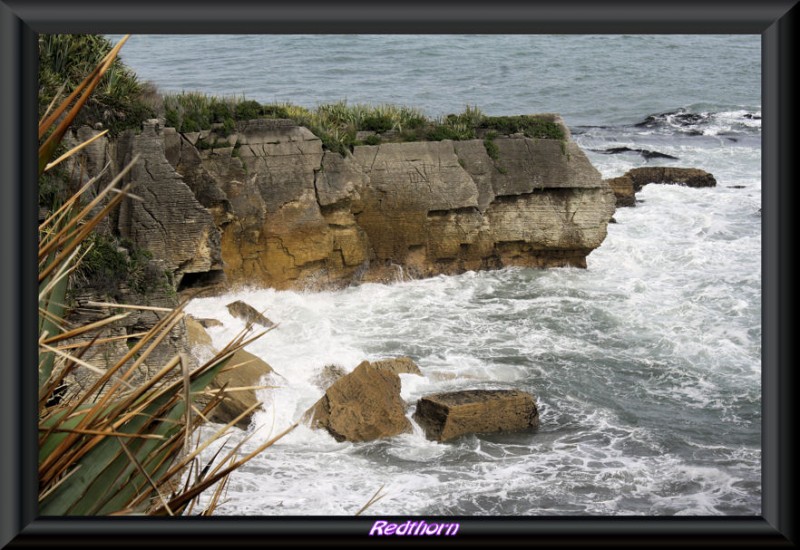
[109,35,761,516]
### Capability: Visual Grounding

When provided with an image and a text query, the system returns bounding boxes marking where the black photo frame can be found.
[1,1,796,547]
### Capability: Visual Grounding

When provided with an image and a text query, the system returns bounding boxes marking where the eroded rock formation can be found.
[59,115,615,386]
[119,121,225,289]
[605,166,717,207]
[73,116,612,292]
[67,116,616,292]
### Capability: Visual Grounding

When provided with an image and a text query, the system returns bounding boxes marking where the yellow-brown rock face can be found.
[176,118,615,290]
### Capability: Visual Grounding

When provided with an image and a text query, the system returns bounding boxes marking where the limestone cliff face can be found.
[155,117,615,290]
[117,121,225,289]
[69,116,615,292]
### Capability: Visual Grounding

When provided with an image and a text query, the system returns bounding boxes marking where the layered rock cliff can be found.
[69,116,615,293]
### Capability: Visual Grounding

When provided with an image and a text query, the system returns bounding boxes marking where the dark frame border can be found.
[1,1,796,547]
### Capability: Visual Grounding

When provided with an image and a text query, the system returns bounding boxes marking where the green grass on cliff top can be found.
[162,93,566,156]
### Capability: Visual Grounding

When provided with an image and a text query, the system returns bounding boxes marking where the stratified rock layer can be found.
[156,117,615,290]
[67,115,616,293]
[413,389,540,442]
[118,121,223,289]
[624,167,717,191]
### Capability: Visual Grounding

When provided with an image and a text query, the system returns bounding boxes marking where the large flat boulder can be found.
[307,361,412,442]
[604,167,716,209]
[413,389,539,442]
[624,167,717,191]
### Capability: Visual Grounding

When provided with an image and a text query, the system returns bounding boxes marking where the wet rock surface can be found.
[413,389,540,442]
[306,361,412,442]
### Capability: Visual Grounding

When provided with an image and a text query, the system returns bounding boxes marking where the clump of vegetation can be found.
[162,96,565,157]
[38,34,160,135]
[73,234,169,299]
[163,92,269,134]
[483,131,500,160]
[479,115,565,140]
[292,101,429,155]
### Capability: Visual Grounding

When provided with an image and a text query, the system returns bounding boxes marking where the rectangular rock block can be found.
[413,389,539,442]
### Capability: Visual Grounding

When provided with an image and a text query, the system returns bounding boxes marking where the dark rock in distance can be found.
[605,176,636,207]
[413,389,539,442]
[624,167,717,191]
[604,166,716,208]
[593,146,679,161]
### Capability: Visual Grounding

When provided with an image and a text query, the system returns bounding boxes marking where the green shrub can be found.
[74,234,169,298]
[361,114,394,133]
[209,100,232,123]
[261,104,292,118]
[480,115,565,140]
[235,99,263,120]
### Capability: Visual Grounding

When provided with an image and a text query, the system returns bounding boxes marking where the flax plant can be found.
[38,35,294,516]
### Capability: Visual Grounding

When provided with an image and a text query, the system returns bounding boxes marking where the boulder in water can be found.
[306,361,412,442]
[226,300,274,328]
[624,167,716,191]
[185,316,275,430]
[604,167,716,208]
[209,349,274,430]
[413,389,539,442]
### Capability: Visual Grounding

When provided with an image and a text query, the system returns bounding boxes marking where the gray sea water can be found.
[110,35,762,516]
